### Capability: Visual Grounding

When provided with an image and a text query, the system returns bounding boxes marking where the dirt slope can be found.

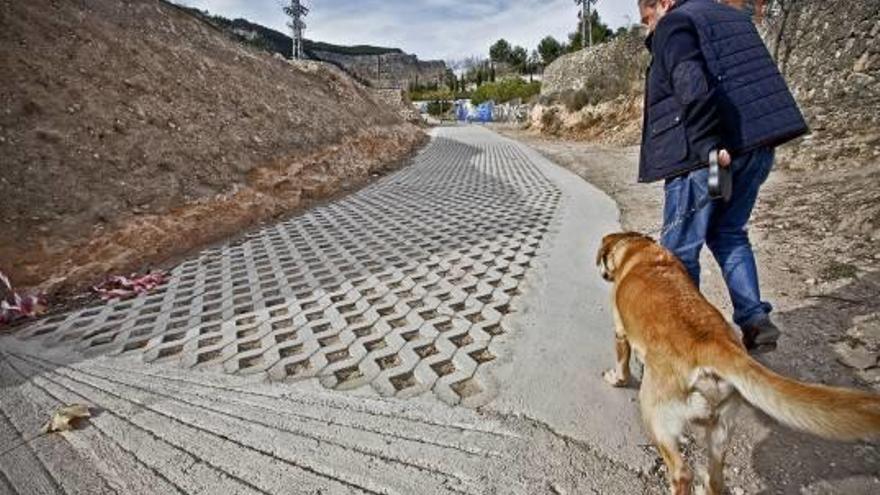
[497,126,880,493]
[0,0,426,293]
[528,0,880,261]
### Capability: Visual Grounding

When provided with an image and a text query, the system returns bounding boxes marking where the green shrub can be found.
[535,93,555,106]
[426,100,453,117]
[471,79,541,105]
[561,88,591,112]
[540,107,563,135]
[409,88,457,102]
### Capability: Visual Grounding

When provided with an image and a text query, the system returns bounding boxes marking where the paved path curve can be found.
[0,127,661,494]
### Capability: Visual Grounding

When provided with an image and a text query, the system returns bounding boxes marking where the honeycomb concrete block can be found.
[10,126,561,406]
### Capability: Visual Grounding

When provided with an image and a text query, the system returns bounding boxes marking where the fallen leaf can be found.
[92,271,167,301]
[0,270,48,326]
[41,404,92,434]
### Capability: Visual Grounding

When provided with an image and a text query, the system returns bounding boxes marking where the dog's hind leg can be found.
[705,399,739,495]
[603,304,631,387]
[641,372,693,495]
[650,410,692,495]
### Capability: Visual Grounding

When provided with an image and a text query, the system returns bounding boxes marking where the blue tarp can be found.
[476,102,494,123]
[454,100,495,123]
[455,101,470,122]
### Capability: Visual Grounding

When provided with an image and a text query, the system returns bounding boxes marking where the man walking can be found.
[637,0,808,353]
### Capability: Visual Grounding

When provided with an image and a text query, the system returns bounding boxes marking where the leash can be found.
[650,194,714,238]
[649,150,731,239]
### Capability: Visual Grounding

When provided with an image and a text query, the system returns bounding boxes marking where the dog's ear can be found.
[596,232,651,282]
[596,233,623,281]
[596,234,614,267]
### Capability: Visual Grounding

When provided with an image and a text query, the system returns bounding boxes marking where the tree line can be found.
[490,9,630,76]
[443,8,632,94]
[411,7,635,107]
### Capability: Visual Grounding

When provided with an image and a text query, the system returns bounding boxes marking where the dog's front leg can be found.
[603,303,631,387]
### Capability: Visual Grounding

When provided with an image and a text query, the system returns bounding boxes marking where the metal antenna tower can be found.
[284,0,310,59]
[575,0,598,48]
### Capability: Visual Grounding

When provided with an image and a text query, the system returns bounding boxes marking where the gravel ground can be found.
[495,124,880,494]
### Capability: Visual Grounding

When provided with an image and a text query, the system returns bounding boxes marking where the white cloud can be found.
[176,0,640,60]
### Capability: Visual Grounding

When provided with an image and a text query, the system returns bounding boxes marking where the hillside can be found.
[177,5,404,58]
[179,5,448,90]
[534,30,647,145]
[534,1,880,159]
[0,0,426,294]
[523,0,880,318]
[532,0,879,240]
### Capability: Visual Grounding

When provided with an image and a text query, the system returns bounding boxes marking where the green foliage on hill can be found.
[567,10,614,51]
[471,79,541,105]
[538,36,565,65]
[426,100,454,117]
[410,88,453,101]
[489,39,532,74]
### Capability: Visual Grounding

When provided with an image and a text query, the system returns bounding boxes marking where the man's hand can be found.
[719,149,732,168]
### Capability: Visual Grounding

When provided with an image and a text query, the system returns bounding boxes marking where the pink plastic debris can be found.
[93,271,167,301]
[0,271,48,326]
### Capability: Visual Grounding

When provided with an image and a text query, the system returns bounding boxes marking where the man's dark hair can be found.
[638,0,660,7]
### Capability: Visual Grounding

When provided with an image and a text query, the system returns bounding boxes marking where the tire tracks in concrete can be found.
[1,349,663,494]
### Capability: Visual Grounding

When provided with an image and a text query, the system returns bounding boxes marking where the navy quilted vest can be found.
[639,0,808,183]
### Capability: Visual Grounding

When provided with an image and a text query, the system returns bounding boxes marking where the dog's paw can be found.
[602,369,628,388]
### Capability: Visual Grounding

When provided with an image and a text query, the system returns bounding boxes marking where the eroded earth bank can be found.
[0,0,426,295]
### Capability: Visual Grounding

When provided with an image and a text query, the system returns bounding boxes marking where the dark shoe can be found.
[741,316,781,354]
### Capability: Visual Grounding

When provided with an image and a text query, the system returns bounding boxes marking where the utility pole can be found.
[284,0,309,60]
[575,0,598,48]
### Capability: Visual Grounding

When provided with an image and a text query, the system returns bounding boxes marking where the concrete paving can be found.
[0,126,663,494]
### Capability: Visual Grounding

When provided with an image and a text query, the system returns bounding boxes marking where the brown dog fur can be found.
[597,232,880,495]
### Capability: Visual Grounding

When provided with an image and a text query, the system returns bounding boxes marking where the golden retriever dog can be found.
[596,232,880,495]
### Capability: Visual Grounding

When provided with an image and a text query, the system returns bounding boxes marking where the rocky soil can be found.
[525,0,880,391]
[496,123,880,494]
[766,0,880,155]
[531,30,646,146]
[0,0,426,295]
[532,0,880,159]
[528,95,643,146]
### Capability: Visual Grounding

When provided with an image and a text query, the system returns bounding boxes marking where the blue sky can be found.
[176,0,640,62]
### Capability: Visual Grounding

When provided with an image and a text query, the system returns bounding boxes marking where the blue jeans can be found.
[660,148,774,327]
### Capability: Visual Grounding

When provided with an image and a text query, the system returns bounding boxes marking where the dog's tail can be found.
[713,342,880,441]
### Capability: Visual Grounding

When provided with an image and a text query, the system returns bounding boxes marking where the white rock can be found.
[834,342,878,371]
